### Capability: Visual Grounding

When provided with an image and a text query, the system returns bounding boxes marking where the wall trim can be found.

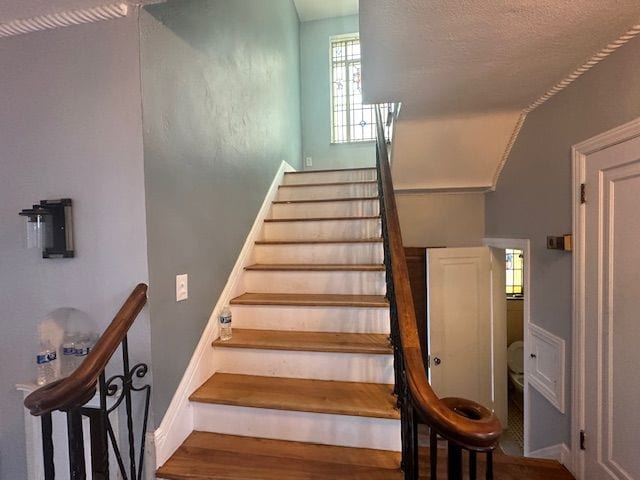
[571,116,640,480]
[492,21,640,190]
[153,160,295,468]
[0,3,129,38]
[395,185,491,195]
[529,443,572,466]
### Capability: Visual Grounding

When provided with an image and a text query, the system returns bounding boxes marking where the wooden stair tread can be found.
[255,238,383,245]
[230,292,389,308]
[264,215,379,222]
[213,329,392,354]
[157,431,402,480]
[273,196,378,204]
[245,263,385,271]
[278,180,377,188]
[190,373,399,419]
[285,167,376,174]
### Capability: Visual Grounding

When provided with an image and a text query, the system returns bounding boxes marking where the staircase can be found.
[157,167,404,479]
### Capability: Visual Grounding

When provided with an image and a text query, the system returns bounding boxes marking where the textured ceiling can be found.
[293,0,358,22]
[361,0,640,118]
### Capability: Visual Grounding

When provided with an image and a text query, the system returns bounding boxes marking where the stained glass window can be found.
[330,34,386,143]
[505,249,524,296]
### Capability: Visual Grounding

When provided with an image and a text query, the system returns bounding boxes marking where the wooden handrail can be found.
[375,107,501,450]
[24,284,148,416]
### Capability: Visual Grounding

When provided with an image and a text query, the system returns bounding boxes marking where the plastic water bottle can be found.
[74,334,92,366]
[61,331,79,376]
[36,340,57,385]
[219,306,232,341]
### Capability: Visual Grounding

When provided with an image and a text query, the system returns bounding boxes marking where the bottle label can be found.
[36,354,49,365]
[220,314,232,325]
[47,351,57,361]
[63,347,76,355]
[76,348,89,357]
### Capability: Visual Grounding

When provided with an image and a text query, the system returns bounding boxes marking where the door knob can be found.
[433,357,442,366]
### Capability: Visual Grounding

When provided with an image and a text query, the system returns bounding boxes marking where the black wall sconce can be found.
[19,199,74,258]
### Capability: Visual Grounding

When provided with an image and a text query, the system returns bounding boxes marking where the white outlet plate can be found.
[305,156,312,167]
[176,274,188,301]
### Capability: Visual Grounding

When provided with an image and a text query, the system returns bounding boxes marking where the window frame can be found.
[329,33,378,145]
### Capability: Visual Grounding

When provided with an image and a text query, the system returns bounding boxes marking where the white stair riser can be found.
[254,243,383,264]
[277,183,378,201]
[270,200,379,219]
[282,170,376,185]
[192,403,401,451]
[216,349,394,383]
[262,219,381,241]
[230,305,390,334]
[242,270,385,295]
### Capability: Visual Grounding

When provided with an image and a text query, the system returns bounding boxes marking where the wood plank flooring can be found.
[156,431,402,480]
[189,373,400,419]
[212,329,392,354]
[418,446,575,479]
[245,263,384,271]
[230,292,389,308]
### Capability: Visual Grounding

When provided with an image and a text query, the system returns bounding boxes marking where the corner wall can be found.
[300,15,375,170]
[0,16,149,479]
[486,34,640,451]
[140,0,303,420]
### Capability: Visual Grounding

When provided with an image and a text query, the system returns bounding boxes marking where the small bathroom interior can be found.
[503,248,525,456]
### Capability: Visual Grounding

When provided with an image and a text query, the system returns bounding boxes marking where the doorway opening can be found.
[484,237,531,457]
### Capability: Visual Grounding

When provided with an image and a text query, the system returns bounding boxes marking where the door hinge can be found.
[580,430,586,450]
[580,183,586,204]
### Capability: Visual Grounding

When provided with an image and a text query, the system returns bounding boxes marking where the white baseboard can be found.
[152,160,295,468]
[528,443,571,466]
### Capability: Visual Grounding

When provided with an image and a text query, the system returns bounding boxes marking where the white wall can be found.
[397,193,485,247]
[0,16,150,478]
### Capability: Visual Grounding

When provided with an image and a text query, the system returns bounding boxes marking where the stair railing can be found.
[374,105,501,480]
[24,283,150,480]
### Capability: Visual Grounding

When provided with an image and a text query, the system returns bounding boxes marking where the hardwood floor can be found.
[156,432,403,480]
[230,292,389,308]
[418,446,575,479]
[213,329,392,354]
[189,373,400,419]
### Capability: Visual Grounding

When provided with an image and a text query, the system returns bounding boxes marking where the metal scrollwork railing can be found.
[24,284,149,480]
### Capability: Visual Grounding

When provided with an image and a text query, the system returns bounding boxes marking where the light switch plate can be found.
[305,156,313,167]
[176,274,188,301]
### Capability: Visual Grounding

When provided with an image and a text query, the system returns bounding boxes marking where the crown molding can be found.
[492,21,640,190]
[0,3,130,38]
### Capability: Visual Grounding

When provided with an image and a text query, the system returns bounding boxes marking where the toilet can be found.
[507,341,525,394]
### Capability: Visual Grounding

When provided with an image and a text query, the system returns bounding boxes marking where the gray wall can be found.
[485,35,640,451]
[140,0,303,420]
[300,15,375,170]
[0,17,150,478]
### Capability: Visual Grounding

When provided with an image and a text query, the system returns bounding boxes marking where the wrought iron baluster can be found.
[41,412,55,480]
[66,408,86,480]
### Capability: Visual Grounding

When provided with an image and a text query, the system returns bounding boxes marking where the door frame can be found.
[483,237,531,456]
[571,116,640,480]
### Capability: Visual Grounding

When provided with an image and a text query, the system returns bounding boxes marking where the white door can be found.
[582,133,640,480]
[427,247,507,426]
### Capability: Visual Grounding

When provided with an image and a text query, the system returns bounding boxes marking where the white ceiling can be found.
[361,0,640,118]
[360,0,640,190]
[293,0,358,23]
